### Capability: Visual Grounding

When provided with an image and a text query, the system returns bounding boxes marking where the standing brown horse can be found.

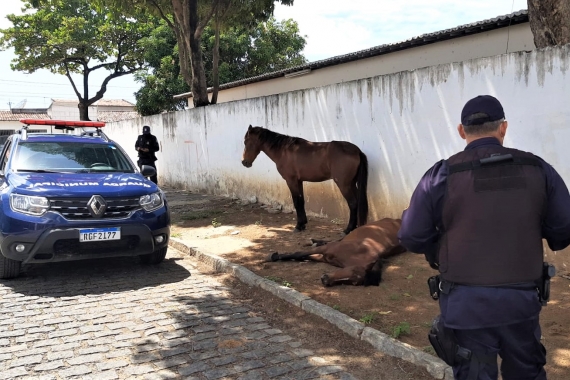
[267,218,406,287]
[241,125,369,234]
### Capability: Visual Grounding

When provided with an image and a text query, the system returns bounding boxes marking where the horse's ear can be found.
[248,125,252,131]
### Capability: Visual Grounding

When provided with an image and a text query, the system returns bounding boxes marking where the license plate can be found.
[79,227,121,242]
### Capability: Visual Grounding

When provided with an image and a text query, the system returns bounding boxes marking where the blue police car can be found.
[0,119,170,279]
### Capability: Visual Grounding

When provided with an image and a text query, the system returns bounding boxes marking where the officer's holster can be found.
[428,315,496,380]
[426,279,496,379]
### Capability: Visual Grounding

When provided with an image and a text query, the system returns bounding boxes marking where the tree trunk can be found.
[170,0,210,107]
[78,102,90,121]
[188,0,209,107]
[527,0,570,48]
[210,11,220,105]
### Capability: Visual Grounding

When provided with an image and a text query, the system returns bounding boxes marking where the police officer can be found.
[135,125,159,184]
[398,95,570,380]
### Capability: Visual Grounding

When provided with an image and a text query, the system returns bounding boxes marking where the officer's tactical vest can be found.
[438,145,547,286]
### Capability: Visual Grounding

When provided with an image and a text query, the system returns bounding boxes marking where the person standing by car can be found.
[398,95,570,379]
[135,125,159,184]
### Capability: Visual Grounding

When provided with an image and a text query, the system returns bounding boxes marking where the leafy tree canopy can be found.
[0,0,157,120]
[135,17,307,116]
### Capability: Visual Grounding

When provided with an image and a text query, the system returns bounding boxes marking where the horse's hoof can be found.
[267,252,279,262]
[321,274,332,287]
[293,227,305,233]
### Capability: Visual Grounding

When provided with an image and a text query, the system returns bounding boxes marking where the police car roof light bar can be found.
[19,119,108,141]
[19,119,106,129]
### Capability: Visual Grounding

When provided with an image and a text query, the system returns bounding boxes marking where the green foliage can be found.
[134,17,307,115]
[0,0,157,119]
[202,17,307,85]
[359,313,376,324]
[392,322,411,339]
[95,0,296,108]
[134,21,189,115]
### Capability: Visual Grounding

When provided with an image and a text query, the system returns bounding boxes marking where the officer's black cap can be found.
[142,125,151,134]
[461,95,505,126]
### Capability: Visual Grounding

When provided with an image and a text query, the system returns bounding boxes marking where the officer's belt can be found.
[439,279,538,295]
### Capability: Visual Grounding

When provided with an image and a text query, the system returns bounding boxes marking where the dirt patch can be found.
[165,188,570,379]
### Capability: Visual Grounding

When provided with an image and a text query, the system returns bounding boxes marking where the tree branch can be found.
[196,0,220,38]
[149,0,175,30]
[88,68,139,106]
[89,62,117,71]
[63,62,83,101]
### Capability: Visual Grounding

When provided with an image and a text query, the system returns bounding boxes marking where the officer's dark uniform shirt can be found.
[135,134,159,161]
[398,137,570,330]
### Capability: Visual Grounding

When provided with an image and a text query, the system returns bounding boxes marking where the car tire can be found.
[139,247,167,265]
[0,256,21,279]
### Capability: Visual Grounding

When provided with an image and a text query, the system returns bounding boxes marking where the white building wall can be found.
[0,121,26,131]
[107,45,570,269]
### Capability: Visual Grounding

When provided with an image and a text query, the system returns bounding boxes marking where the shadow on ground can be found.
[164,188,570,380]
[1,256,191,297]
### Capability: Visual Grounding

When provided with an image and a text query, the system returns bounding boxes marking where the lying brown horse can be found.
[267,218,406,287]
[241,125,368,235]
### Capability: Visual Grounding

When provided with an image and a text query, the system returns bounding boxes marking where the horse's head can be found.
[242,125,262,168]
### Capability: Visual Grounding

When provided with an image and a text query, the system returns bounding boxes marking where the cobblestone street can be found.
[0,248,356,380]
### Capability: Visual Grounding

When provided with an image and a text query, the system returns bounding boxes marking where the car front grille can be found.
[48,197,141,220]
[53,236,141,256]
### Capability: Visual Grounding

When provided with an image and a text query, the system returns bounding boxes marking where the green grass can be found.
[359,313,376,324]
[392,322,411,339]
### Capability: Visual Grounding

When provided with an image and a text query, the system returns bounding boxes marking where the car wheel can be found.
[0,256,21,279]
[139,247,167,265]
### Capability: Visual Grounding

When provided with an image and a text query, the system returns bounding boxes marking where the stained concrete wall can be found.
[107,44,570,269]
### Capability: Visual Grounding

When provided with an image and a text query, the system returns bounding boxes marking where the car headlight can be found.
[10,194,50,216]
[139,192,163,212]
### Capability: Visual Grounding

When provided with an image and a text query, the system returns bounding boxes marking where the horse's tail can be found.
[356,151,369,227]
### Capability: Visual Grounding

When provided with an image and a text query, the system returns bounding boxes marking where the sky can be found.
[0,0,528,109]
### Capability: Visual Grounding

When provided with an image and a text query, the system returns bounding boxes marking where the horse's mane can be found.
[253,127,304,149]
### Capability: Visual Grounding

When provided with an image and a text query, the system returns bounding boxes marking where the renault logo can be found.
[87,195,107,218]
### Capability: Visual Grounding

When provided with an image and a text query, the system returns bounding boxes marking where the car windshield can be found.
[12,141,135,173]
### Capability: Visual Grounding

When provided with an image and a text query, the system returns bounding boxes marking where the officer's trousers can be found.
[452,318,546,380]
[137,159,158,185]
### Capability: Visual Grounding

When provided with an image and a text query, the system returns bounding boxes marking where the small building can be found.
[174,10,534,108]
[95,99,140,123]
[0,108,52,146]
[47,99,139,122]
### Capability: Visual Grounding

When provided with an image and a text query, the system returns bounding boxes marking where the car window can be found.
[12,142,135,173]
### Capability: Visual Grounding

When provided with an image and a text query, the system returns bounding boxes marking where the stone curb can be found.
[169,238,453,379]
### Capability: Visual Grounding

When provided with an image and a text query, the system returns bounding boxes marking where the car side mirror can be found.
[141,165,156,178]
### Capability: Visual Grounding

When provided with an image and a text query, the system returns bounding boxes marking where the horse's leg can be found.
[267,250,325,262]
[321,266,367,287]
[287,179,308,232]
[337,182,358,235]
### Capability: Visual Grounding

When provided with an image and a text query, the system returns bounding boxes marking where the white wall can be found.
[107,44,570,269]
[0,121,25,130]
